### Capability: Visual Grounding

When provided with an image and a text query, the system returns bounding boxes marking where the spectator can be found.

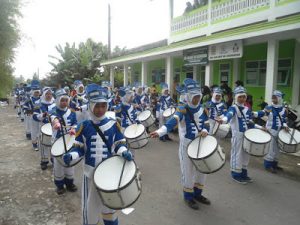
[235,80,244,87]
[245,94,253,110]
[184,2,193,14]
[193,0,200,9]
[201,85,211,104]
[220,81,233,106]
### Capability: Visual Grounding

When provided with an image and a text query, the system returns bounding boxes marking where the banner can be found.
[209,40,243,60]
[183,47,208,66]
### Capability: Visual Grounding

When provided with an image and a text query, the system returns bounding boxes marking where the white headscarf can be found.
[41,88,55,104]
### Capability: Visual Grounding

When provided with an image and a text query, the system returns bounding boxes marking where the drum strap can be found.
[235,105,249,129]
[90,120,112,152]
[185,107,200,132]
[162,96,170,109]
[122,105,133,124]
[274,108,284,127]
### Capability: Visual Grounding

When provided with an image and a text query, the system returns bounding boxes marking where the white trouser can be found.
[179,138,207,190]
[31,118,41,143]
[53,157,74,185]
[82,175,116,225]
[25,114,32,134]
[264,129,280,162]
[230,131,250,173]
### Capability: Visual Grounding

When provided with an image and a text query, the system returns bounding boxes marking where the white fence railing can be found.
[211,0,270,23]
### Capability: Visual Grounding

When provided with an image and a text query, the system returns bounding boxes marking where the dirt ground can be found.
[1,103,300,225]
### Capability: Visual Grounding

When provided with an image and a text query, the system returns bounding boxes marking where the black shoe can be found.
[184,199,199,210]
[66,184,77,192]
[194,195,211,205]
[159,137,166,142]
[56,187,66,195]
[165,136,172,141]
[41,164,47,170]
[274,165,284,171]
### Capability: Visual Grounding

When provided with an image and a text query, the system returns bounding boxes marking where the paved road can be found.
[1,104,300,225]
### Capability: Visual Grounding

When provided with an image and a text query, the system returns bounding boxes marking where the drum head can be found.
[51,134,75,156]
[94,156,136,191]
[137,110,151,121]
[41,123,52,136]
[278,129,300,145]
[105,111,116,120]
[163,108,175,117]
[124,124,145,139]
[187,135,218,159]
[244,129,271,143]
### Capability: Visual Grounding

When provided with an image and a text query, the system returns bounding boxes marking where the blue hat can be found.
[74,80,83,86]
[233,86,247,96]
[55,89,68,98]
[101,81,111,88]
[31,80,40,88]
[42,87,52,93]
[118,87,131,97]
[160,82,168,89]
[272,90,284,98]
[86,83,108,103]
[183,78,201,93]
[176,85,185,94]
[212,87,222,94]
[25,85,31,92]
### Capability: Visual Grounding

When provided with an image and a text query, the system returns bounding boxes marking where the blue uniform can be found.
[156,104,209,201]
[51,107,77,189]
[69,117,127,225]
[115,103,139,129]
[255,105,287,168]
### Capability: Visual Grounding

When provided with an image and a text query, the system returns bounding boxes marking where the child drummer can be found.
[51,89,78,194]
[150,78,210,210]
[216,86,262,184]
[253,90,289,173]
[62,83,133,225]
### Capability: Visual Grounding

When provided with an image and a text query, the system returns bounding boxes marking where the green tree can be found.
[0,0,22,97]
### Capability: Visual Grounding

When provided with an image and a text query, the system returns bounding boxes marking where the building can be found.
[102,0,300,109]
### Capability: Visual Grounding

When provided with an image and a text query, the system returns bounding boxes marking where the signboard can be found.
[183,47,208,66]
[209,40,243,61]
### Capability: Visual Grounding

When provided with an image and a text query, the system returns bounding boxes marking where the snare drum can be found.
[211,122,230,139]
[93,155,142,210]
[278,129,300,153]
[243,129,271,156]
[163,107,176,121]
[51,134,82,167]
[124,124,148,149]
[40,123,52,147]
[187,135,225,174]
[137,110,155,128]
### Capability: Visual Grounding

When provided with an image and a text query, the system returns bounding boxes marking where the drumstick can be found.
[289,128,297,144]
[59,118,68,154]
[196,136,202,158]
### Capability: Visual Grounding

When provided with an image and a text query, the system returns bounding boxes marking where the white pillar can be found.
[205,62,213,87]
[124,64,128,87]
[109,66,114,88]
[166,56,174,96]
[292,39,300,107]
[141,61,147,86]
[265,40,278,105]
[232,58,240,87]
[193,65,197,81]
[207,0,212,35]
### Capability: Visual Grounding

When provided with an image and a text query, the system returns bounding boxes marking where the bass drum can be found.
[278,129,300,153]
[93,155,142,210]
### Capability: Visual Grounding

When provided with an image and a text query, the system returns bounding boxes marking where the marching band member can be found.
[62,83,133,225]
[70,80,89,123]
[51,89,77,194]
[141,87,151,110]
[156,83,174,142]
[206,87,227,135]
[33,87,56,170]
[150,78,211,210]
[23,82,41,151]
[23,85,32,139]
[253,90,289,173]
[216,86,262,184]
[133,86,143,113]
[115,87,139,130]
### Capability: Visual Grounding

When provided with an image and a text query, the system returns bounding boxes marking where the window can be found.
[220,63,230,83]
[245,59,292,86]
[278,59,292,86]
[151,68,165,84]
[245,61,266,86]
[198,65,206,87]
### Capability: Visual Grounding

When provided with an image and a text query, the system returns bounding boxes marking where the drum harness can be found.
[90,120,127,206]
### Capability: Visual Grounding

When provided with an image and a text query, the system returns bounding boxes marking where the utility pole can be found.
[108,4,111,59]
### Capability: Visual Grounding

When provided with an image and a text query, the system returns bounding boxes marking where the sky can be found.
[13,0,188,79]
